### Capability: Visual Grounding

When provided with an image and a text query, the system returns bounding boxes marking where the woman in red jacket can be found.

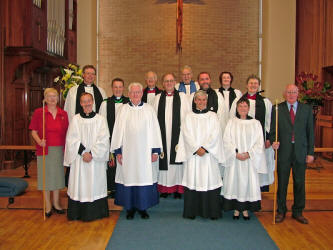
[29,88,69,217]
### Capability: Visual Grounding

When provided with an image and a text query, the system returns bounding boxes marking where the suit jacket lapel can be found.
[281,102,292,126]
[294,102,303,125]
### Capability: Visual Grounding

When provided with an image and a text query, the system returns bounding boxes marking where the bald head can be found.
[284,84,299,104]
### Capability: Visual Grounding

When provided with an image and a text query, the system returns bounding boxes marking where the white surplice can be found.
[64,85,107,122]
[230,96,275,186]
[110,103,163,186]
[222,117,267,202]
[216,88,242,134]
[176,111,225,191]
[189,90,227,134]
[153,92,190,187]
[64,113,110,202]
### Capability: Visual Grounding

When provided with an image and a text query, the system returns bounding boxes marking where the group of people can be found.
[29,64,314,225]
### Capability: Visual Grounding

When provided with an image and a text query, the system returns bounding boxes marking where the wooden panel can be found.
[31,1,47,51]
[4,0,32,47]
[13,85,27,145]
[324,0,333,66]
[296,0,325,80]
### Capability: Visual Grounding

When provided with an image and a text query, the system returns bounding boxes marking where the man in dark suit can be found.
[270,84,314,224]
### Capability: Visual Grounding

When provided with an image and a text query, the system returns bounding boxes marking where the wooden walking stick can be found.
[42,99,46,221]
[273,99,279,224]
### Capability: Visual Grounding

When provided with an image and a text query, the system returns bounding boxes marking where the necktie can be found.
[290,104,295,142]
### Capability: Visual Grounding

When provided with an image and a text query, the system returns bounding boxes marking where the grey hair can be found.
[182,65,193,73]
[145,71,157,81]
[128,82,143,92]
[194,90,208,100]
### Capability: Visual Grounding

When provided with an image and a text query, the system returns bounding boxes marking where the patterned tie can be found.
[290,104,295,142]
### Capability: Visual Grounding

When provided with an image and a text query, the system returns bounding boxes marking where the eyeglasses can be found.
[163,80,176,83]
[286,91,298,95]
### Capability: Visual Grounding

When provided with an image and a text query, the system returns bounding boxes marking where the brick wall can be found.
[98,0,259,95]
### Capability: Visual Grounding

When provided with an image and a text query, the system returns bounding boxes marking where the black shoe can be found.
[52,206,65,214]
[45,210,52,218]
[243,216,250,221]
[233,215,240,220]
[126,209,136,219]
[173,193,182,199]
[138,210,149,219]
[160,193,169,198]
[210,217,218,220]
[184,215,195,220]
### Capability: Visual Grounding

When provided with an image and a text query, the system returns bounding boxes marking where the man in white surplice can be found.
[111,82,163,220]
[64,92,110,221]
[176,90,224,220]
[153,73,190,199]
[64,65,107,122]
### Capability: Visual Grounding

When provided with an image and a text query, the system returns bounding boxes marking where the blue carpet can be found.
[106,198,278,250]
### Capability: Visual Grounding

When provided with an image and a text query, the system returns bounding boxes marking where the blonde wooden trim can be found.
[0,145,36,150]
[314,148,333,153]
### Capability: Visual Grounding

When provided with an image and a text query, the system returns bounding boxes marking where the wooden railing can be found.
[0,145,36,178]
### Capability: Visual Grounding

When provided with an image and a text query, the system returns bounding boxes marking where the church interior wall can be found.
[77,0,296,101]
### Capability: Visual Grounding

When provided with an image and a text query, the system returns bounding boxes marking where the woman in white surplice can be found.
[64,92,110,221]
[222,97,267,220]
[176,90,225,220]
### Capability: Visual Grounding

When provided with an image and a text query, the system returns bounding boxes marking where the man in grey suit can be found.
[270,84,314,224]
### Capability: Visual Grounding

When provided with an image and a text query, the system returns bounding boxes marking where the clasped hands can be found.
[236,152,250,161]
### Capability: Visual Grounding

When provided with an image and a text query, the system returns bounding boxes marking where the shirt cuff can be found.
[152,148,161,154]
[114,148,122,156]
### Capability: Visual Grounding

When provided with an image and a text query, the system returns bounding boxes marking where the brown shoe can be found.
[292,215,308,224]
[275,213,285,223]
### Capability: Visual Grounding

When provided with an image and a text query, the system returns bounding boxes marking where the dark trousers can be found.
[277,145,306,216]
[107,164,117,192]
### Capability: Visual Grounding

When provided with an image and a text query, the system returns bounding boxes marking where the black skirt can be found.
[67,197,109,222]
[222,198,261,212]
[183,187,222,219]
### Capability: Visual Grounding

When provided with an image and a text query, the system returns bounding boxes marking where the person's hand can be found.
[151,154,158,162]
[236,152,249,161]
[265,140,271,149]
[39,139,46,147]
[306,155,314,164]
[108,158,115,167]
[196,147,206,157]
[82,152,92,163]
[117,154,123,165]
[272,142,280,150]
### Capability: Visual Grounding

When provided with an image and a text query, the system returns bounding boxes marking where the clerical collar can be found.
[129,101,144,107]
[147,88,155,93]
[83,82,93,87]
[79,111,96,118]
[193,107,209,114]
[182,80,194,85]
[165,91,174,96]
[246,93,257,100]
[200,87,213,93]
[113,96,123,103]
